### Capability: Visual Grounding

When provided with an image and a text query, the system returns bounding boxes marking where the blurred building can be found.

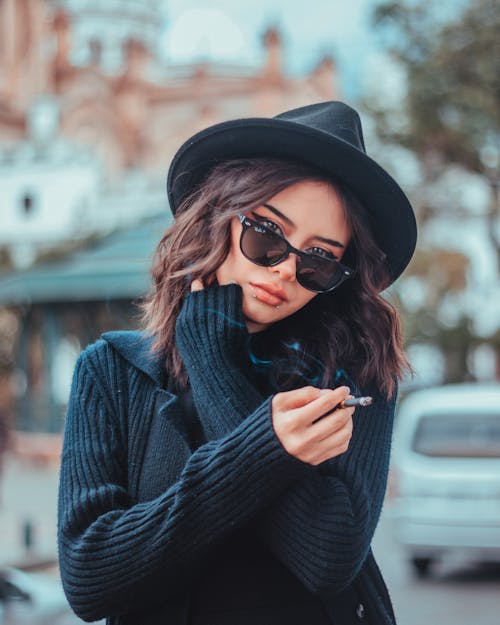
[0,0,341,437]
[0,0,340,268]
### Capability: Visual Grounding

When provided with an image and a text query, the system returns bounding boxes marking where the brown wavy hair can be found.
[141,158,411,398]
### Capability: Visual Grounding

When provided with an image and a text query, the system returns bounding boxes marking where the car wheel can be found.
[411,557,434,578]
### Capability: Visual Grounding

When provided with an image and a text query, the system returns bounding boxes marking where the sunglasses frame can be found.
[238,215,354,293]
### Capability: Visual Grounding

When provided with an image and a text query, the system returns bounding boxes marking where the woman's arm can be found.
[58,347,309,622]
[174,284,264,437]
[175,284,397,593]
[255,386,397,594]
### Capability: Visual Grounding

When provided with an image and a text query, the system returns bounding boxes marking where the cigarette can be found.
[341,396,373,408]
[313,395,373,424]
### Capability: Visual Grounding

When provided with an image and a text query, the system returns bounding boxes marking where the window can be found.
[412,413,500,458]
[20,192,37,217]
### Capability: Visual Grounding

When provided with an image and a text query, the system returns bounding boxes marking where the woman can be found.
[58,101,417,625]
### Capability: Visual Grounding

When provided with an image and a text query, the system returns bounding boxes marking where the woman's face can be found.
[215,179,352,333]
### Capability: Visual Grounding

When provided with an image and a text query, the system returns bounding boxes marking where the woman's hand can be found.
[190,277,234,291]
[190,279,354,464]
[190,278,204,292]
[272,386,354,465]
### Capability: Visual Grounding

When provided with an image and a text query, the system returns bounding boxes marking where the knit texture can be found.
[58,343,309,622]
[58,283,397,624]
[175,284,397,597]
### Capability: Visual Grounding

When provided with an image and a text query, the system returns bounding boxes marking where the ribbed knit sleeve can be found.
[175,284,264,437]
[257,385,397,594]
[57,346,308,622]
[175,284,397,595]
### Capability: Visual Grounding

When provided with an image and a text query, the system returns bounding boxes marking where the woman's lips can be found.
[250,283,286,307]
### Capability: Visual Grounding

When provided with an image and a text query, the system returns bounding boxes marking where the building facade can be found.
[0,0,340,266]
[0,0,341,434]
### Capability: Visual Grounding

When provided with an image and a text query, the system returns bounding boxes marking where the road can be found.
[2,455,499,624]
[373,505,500,625]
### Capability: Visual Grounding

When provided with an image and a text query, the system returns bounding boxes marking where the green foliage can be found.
[372,0,499,176]
[370,0,500,382]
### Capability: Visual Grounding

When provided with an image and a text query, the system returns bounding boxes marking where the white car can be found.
[389,383,500,577]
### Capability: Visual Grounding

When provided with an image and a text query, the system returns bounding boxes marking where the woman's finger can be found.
[313,407,354,442]
[305,420,353,464]
[273,386,323,412]
[191,279,204,292]
[290,386,351,425]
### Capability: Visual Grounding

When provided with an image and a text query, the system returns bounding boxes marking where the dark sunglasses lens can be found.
[240,221,349,292]
[297,256,346,292]
[241,226,287,266]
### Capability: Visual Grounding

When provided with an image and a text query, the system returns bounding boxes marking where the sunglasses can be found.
[238,215,354,293]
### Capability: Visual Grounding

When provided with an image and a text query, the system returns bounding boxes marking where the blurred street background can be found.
[0,0,499,623]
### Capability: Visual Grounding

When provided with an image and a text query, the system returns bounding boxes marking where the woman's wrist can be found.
[175,283,250,366]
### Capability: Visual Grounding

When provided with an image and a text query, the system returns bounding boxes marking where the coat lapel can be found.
[134,389,192,502]
[102,331,194,502]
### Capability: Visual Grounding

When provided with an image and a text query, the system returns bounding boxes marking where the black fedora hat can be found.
[167,101,417,284]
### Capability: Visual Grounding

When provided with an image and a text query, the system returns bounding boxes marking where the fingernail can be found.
[344,386,351,394]
[320,388,330,394]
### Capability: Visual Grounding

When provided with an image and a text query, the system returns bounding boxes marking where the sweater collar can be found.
[102,330,165,386]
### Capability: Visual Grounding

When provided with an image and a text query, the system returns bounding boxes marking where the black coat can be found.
[58,290,397,625]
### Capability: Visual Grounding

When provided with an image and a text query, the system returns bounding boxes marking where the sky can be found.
[161,0,381,99]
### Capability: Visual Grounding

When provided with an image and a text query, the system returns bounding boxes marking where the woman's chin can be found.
[243,299,285,333]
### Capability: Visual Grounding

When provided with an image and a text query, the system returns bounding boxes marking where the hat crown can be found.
[167,100,416,285]
[275,101,366,154]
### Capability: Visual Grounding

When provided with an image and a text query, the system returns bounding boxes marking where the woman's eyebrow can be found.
[262,203,346,249]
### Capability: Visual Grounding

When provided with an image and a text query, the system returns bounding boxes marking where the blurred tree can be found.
[369,0,500,383]
[391,247,483,383]
[371,0,499,262]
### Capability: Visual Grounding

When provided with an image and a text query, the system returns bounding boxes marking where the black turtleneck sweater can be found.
[171,318,334,624]
[58,284,397,625]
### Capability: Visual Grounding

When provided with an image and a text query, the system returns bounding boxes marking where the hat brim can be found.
[167,117,417,284]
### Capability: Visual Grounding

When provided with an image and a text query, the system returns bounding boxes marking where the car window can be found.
[412,413,500,458]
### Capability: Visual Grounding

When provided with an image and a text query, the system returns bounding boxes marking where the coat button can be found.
[356,602,365,620]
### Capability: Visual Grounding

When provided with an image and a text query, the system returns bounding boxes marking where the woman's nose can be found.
[270,253,297,281]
